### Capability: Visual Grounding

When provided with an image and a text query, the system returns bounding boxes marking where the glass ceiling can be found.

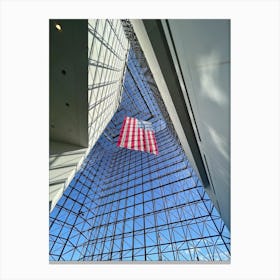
[49,20,230,262]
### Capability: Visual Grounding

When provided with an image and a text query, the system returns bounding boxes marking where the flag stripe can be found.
[151,131,158,155]
[131,117,136,149]
[152,131,157,154]
[127,117,133,149]
[142,128,145,152]
[131,117,134,149]
[144,129,149,153]
[140,128,144,151]
[134,118,138,150]
[151,131,154,154]
[147,130,150,153]
[120,117,130,147]
[117,116,126,147]
[137,127,141,151]
[117,116,158,155]
[148,130,154,154]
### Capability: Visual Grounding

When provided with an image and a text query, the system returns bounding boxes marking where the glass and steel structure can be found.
[49,19,129,212]
[88,19,129,148]
[49,20,230,262]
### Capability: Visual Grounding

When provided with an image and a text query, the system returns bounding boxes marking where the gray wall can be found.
[167,20,230,229]
[49,19,88,211]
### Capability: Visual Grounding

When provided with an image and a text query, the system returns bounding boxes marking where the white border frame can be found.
[0,1,279,279]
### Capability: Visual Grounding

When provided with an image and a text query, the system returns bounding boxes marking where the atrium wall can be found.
[49,48,230,261]
[49,20,129,212]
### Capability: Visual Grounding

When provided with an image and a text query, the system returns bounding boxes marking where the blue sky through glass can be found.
[49,48,230,261]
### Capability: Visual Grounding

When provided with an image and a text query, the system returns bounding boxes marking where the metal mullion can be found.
[88,19,103,107]
[56,180,97,260]
[109,21,123,86]
[81,213,213,244]
[138,152,147,261]
[81,156,110,259]
[122,84,141,113]
[88,58,121,72]
[94,182,199,218]
[88,79,118,91]
[131,154,137,260]
[88,20,99,63]
[88,96,122,129]
[53,153,107,258]
[133,58,158,113]
[148,159,163,261]
[102,31,123,117]
[99,182,116,260]
[162,192,178,260]
[108,181,122,260]
[119,153,130,260]
[102,152,185,191]
[88,25,125,61]
[183,187,207,260]
[169,189,195,261]
[93,213,107,260]
[153,151,178,260]
[195,186,230,256]
[88,21,111,139]
[151,153,175,258]
[107,19,127,51]
[96,20,116,107]
[190,196,214,260]
[89,88,119,110]
[185,191,213,260]
[50,161,92,254]
[126,66,152,115]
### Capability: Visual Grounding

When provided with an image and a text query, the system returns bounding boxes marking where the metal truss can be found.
[121,20,176,135]
[88,19,129,149]
[49,20,230,262]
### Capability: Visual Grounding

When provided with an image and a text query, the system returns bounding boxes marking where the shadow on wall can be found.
[197,50,229,107]
[195,49,230,167]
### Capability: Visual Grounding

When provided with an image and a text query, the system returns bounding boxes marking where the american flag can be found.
[117,117,159,155]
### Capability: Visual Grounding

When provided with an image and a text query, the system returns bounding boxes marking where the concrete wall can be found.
[49,19,129,212]
[49,19,88,211]
[49,140,87,211]
[166,20,230,229]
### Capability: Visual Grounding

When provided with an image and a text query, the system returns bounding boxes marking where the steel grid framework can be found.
[49,20,230,262]
[88,19,129,148]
